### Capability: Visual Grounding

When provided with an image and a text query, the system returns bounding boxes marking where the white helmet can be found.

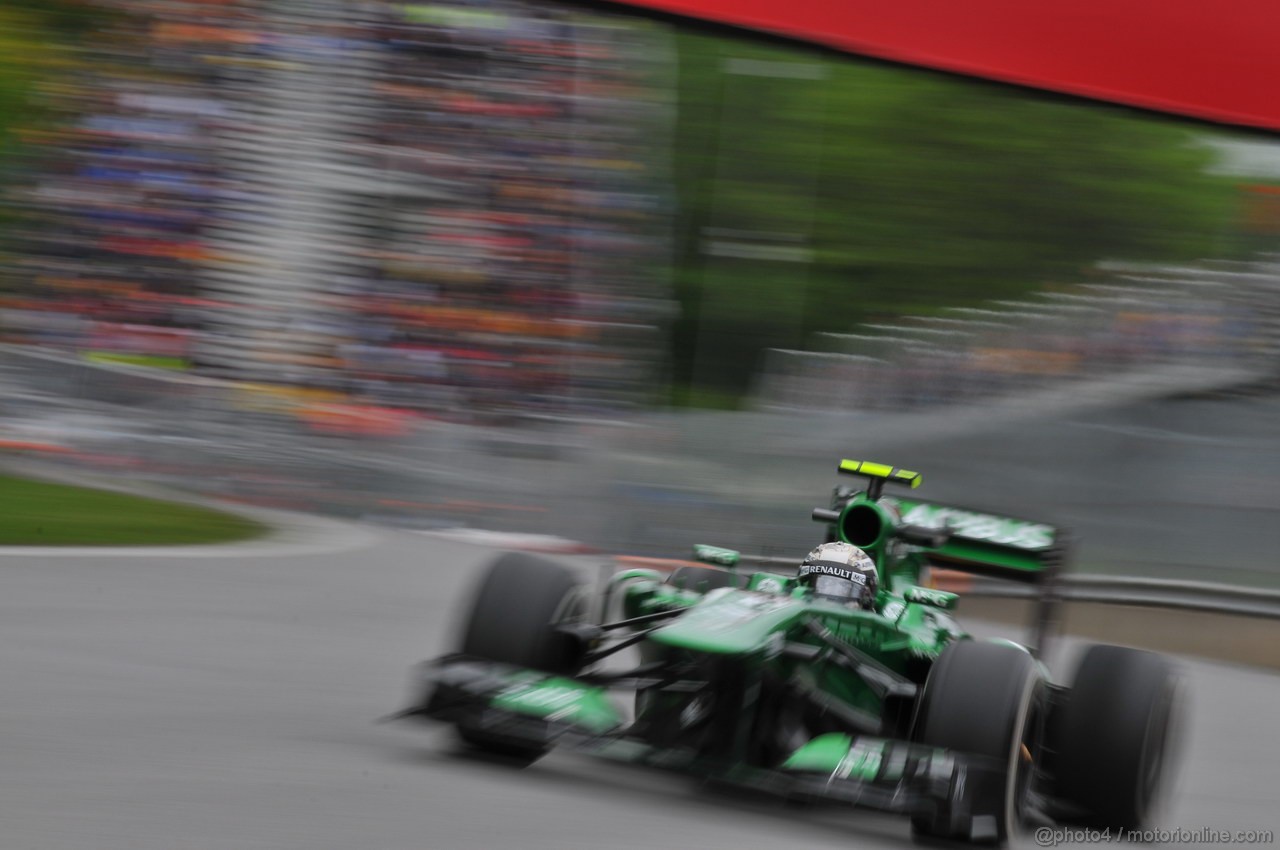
[798,541,878,609]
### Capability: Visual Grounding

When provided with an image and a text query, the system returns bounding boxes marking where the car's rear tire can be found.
[667,565,739,592]
[455,552,584,763]
[1052,645,1181,831]
[912,640,1045,845]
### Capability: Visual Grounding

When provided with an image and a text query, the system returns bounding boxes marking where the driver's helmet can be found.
[798,542,878,609]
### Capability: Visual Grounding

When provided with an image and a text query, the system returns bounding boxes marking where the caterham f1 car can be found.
[391,459,1182,845]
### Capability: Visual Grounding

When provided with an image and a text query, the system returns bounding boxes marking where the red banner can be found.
[603,0,1280,131]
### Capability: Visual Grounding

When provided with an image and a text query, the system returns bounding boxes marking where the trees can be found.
[0,3,102,158]
[0,4,100,239]
[0,9,56,175]
[669,32,1237,398]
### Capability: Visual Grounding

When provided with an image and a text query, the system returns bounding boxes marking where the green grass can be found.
[0,474,266,545]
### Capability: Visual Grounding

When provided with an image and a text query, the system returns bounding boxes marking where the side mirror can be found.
[692,544,740,567]
[904,586,959,611]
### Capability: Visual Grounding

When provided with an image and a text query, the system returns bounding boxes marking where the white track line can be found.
[411,528,599,554]
[0,516,383,558]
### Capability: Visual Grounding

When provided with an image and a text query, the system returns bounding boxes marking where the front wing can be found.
[392,655,1011,841]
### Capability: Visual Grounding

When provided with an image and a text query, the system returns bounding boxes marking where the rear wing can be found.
[881,495,1070,584]
[821,458,1069,657]
[829,458,1068,584]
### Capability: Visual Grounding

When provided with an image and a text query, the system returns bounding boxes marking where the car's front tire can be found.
[455,552,584,763]
[912,640,1046,845]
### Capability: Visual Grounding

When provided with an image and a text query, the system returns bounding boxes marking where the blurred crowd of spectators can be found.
[0,1,234,368]
[2,0,673,423]
[335,0,671,417]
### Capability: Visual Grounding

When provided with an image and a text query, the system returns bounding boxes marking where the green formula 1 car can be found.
[393,459,1182,845]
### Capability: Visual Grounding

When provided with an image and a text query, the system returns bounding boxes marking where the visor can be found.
[813,574,859,601]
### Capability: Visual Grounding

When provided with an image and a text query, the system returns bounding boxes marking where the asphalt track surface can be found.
[3,522,1276,850]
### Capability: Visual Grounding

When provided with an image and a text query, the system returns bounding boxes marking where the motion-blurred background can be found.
[1,0,1277,581]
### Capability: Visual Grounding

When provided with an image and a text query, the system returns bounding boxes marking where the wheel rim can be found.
[1003,676,1044,839]
[1014,697,1044,829]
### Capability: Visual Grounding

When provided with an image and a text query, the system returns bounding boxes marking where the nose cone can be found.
[648,590,807,655]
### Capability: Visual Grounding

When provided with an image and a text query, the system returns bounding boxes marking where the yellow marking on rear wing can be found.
[838,459,921,489]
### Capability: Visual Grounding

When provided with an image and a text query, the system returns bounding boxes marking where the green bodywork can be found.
[782,732,858,772]
[879,495,1056,574]
[782,733,916,782]
[596,565,964,744]
[629,579,958,662]
[473,567,963,743]
[438,458,1062,774]
[575,459,1061,761]
[692,544,741,567]
[491,672,624,734]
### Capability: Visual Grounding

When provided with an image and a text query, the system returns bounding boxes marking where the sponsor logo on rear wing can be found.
[887,499,1055,550]
[882,497,1064,580]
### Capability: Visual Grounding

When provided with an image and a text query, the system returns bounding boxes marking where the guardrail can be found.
[965,575,1280,620]
[733,554,1280,620]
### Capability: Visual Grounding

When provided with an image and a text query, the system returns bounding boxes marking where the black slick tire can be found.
[455,552,583,763]
[912,640,1045,845]
[1052,644,1180,831]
